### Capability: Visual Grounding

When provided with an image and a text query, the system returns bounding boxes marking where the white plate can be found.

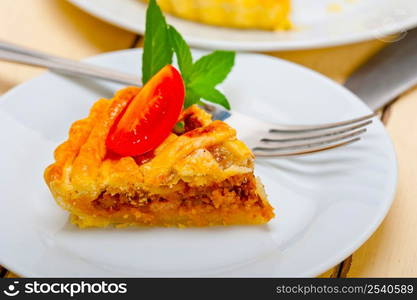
[0,49,396,277]
[67,0,417,51]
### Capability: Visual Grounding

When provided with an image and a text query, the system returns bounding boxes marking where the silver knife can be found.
[345,28,417,111]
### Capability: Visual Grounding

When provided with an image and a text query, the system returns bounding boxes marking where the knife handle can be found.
[345,28,417,111]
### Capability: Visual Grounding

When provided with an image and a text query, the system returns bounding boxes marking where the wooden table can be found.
[1,0,416,278]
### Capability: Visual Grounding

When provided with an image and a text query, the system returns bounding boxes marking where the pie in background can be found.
[142,0,291,30]
[44,87,274,228]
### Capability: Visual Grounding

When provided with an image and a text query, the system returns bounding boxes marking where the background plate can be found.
[0,49,396,277]
[67,0,417,51]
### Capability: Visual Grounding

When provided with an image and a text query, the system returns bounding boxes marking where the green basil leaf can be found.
[168,25,193,82]
[142,0,172,85]
[184,86,200,108]
[190,86,230,110]
[189,51,235,88]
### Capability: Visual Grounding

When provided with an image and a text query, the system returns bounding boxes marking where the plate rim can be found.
[67,0,417,51]
[0,49,398,277]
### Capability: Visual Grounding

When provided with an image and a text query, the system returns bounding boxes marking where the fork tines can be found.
[253,113,375,157]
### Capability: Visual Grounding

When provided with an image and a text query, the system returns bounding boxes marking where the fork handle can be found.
[0,40,140,86]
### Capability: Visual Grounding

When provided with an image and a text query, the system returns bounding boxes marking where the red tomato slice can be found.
[106,65,185,157]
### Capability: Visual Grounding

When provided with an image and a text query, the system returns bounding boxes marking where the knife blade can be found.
[345,28,417,111]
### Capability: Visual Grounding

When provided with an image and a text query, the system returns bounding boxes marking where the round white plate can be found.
[0,49,396,277]
[67,0,417,51]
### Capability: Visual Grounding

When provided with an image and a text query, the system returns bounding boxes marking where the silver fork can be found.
[204,105,373,157]
[0,40,374,157]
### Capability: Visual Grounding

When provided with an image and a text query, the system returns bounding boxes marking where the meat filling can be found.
[92,174,264,212]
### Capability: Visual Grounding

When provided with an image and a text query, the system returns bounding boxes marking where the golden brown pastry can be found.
[44,87,274,228]
[143,0,291,30]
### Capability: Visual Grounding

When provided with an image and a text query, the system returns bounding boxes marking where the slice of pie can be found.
[142,0,292,30]
[44,85,274,228]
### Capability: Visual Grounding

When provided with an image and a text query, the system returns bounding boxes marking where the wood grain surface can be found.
[0,0,135,94]
[0,0,415,278]
[348,87,417,277]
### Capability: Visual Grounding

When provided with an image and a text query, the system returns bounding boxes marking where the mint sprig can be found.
[168,26,193,82]
[142,0,235,110]
[187,51,234,110]
[189,51,235,89]
[141,0,172,84]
